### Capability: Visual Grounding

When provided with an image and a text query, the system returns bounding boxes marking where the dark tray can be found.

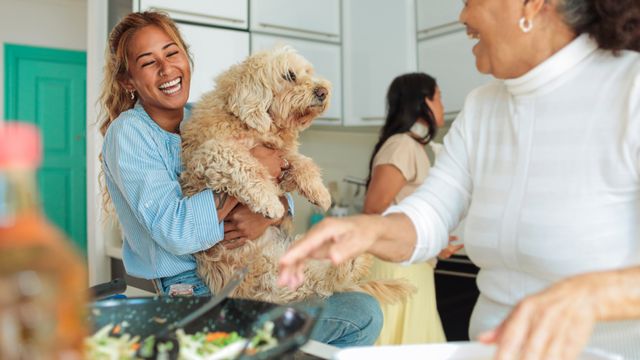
[89,296,323,359]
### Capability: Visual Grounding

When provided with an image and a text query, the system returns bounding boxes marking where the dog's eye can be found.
[283,70,297,82]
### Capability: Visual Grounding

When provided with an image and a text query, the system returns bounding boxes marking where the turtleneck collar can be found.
[503,33,598,97]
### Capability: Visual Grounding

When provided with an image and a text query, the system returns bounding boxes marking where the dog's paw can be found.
[256,196,285,219]
[314,186,331,211]
[307,184,331,211]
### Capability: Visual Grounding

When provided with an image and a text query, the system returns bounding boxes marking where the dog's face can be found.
[217,46,332,133]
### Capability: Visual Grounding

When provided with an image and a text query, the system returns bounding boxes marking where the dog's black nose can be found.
[314,87,328,101]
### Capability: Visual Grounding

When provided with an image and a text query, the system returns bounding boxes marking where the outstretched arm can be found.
[277,213,416,289]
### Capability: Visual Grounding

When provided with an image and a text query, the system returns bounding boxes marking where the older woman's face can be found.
[460,0,529,78]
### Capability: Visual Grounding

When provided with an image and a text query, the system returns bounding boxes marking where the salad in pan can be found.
[86,321,277,360]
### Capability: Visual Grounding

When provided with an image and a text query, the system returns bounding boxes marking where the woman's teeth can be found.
[467,32,480,40]
[159,77,182,94]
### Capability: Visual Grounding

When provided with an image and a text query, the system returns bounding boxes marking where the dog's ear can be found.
[226,57,273,133]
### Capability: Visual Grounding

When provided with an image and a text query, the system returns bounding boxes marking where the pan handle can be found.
[89,278,127,300]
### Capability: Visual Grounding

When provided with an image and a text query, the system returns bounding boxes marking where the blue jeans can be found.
[153,270,383,347]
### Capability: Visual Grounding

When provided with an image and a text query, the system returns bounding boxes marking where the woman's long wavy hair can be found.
[99,11,192,214]
[366,73,439,188]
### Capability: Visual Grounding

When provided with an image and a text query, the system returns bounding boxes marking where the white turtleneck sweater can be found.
[387,34,640,357]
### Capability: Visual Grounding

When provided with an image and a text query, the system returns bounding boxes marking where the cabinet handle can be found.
[258,23,339,39]
[434,269,477,279]
[149,7,246,24]
[360,116,384,121]
[319,117,341,122]
[417,21,460,35]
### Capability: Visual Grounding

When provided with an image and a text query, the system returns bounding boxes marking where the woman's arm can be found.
[363,164,406,214]
[278,213,417,289]
[103,120,225,255]
[278,108,475,288]
[482,266,640,360]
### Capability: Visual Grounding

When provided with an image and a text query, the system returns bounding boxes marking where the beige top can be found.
[372,133,431,204]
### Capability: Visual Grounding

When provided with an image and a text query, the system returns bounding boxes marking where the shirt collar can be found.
[503,33,598,97]
[133,101,183,143]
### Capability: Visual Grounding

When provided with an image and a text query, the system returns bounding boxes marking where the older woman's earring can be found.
[127,89,135,100]
[519,17,533,33]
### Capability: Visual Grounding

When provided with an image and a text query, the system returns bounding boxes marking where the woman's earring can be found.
[127,89,135,100]
[519,17,533,33]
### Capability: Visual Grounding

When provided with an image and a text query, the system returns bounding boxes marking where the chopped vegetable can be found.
[85,321,277,360]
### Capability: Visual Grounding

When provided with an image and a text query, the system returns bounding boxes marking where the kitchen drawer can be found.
[177,23,249,102]
[137,0,248,29]
[416,0,464,39]
[250,0,341,43]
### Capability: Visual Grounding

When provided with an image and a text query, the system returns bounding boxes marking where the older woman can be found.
[278,0,640,358]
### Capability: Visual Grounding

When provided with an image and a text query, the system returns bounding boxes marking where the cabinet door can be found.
[177,23,249,102]
[416,0,463,37]
[251,34,342,125]
[418,30,491,117]
[251,34,342,126]
[343,0,417,126]
[250,0,341,43]
[139,0,248,29]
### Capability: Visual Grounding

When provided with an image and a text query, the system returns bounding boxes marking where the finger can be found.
[279,220,340,266]
[494,302,535,360]
[477,328,498,344]
[544,311,573,360]
[448,235,459,242]
[521,307,559,360]
[224,230,243,240]
[223,238,247,250]
[224,221,238,232]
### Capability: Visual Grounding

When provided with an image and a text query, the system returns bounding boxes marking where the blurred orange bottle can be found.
[0,122,87,359]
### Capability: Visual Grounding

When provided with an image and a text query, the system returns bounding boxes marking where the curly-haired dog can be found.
[180,46,414,304]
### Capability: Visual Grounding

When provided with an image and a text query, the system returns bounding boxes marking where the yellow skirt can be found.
[370,258,445,345]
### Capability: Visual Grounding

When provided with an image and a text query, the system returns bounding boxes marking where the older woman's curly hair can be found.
[559,0,640,52]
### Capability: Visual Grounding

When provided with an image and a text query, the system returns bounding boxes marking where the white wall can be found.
[292,122,452,236]
[292,128,379,235]
[0,0,87,117]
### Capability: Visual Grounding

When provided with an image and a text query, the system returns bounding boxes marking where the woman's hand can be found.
[437,235,464,259]
[277,215,382,289]
[221,145,291,250]
[222,197,289,249]
[250,145,289,180]
[479,275,598,360]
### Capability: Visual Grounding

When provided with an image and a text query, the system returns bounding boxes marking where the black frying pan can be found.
[88,296,323,359]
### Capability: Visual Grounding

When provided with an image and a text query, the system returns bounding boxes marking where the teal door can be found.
[4,44,87,255]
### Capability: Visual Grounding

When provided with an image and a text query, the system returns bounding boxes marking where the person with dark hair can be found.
[363,73,459,345]
[279,0,640,358]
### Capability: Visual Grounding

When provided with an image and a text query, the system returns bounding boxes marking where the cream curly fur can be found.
[180,46,414,304]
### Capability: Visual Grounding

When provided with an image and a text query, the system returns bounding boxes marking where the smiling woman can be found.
[278,0,640,358]
[97,10,383,349]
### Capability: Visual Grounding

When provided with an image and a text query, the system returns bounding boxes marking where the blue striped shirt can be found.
[102,103,293,279]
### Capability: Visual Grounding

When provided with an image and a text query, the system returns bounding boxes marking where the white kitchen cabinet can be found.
[251,34,343,126]
[416,0,463,39]
[342,0,417,126]
[177,23,249,102]
[137,0,248,29]
[418,29,491,116]
[250,0,341,43]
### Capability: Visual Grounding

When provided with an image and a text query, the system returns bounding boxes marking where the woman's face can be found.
[426,87,445,128]
[123,25,191,113]
[459,0,531,78]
